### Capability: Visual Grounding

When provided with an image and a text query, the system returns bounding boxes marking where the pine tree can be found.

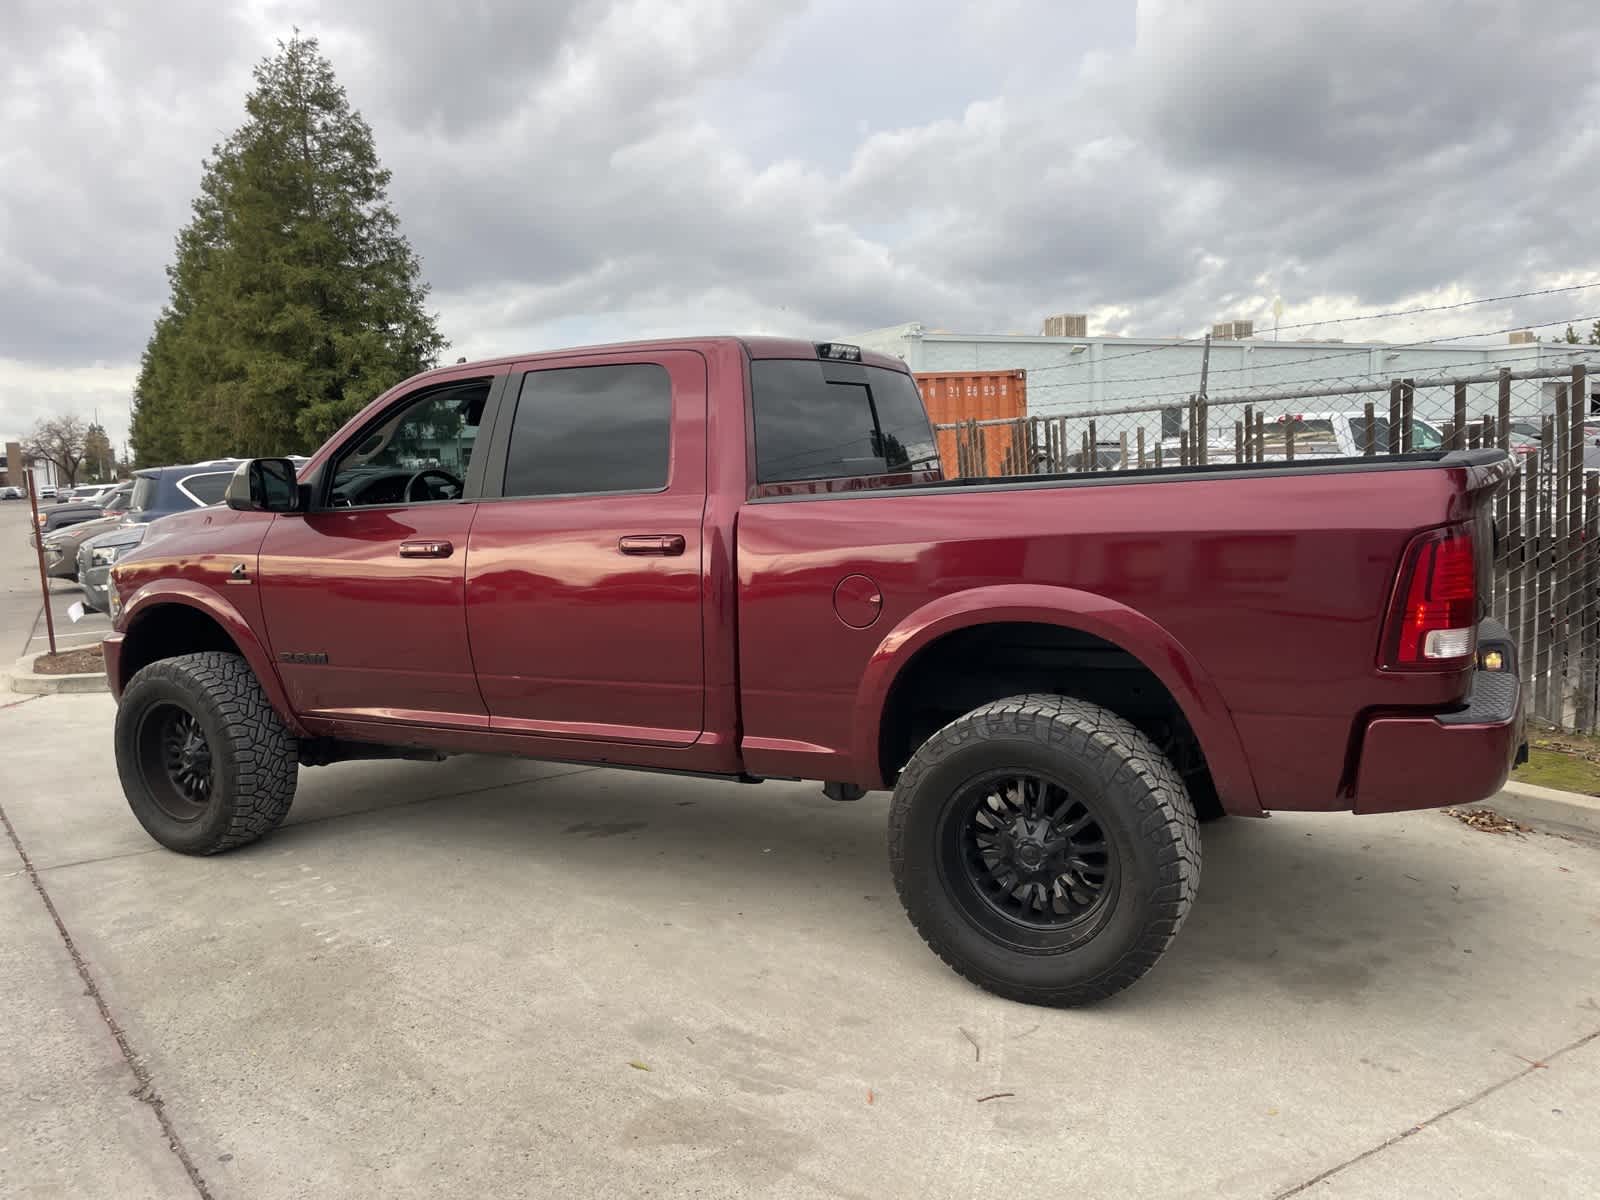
[131,33,445,463]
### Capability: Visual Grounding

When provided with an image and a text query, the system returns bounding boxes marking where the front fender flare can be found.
[116,581,306,737]
[852,583,1262,813]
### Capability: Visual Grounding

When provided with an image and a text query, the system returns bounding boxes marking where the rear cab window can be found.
[750,346,939,494]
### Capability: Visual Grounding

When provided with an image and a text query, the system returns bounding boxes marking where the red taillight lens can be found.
[1383,526,1477,668]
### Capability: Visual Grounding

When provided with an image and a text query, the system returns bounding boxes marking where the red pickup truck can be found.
[105,336,1524,1006]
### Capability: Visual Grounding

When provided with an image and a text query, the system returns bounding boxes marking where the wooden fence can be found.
[934,363,1600,732]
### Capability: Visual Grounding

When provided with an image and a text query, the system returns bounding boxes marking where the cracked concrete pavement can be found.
[2,504,1599,1200]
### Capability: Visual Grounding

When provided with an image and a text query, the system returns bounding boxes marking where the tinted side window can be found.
[177,472,232,506]
[751,360,938,484]
[503,364,671,497]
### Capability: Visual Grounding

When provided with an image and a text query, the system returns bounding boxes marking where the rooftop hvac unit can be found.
[1212,320,1254,340]
[1508,330,1536,345]
[1042,313,1088,338]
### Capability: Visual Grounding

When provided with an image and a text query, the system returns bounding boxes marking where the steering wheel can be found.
[404,468,464,503]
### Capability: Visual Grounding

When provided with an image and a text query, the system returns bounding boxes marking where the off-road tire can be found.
[115,651,297,854]
[888,694,1200,1006]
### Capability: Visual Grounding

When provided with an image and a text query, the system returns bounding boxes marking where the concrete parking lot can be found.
[2,501,1599,1199]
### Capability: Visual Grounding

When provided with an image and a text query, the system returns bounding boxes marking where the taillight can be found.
[1382,525,1477,669]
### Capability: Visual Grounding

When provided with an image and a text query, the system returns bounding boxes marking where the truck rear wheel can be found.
[115,652,298,855]
[888,694,1200,1006]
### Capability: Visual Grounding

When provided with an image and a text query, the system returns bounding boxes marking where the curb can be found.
[4,654,110,696]
[1492,780,1600,842]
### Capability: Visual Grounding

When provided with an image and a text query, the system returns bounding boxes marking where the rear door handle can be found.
[398,539,454,559]
[618,534,686,556]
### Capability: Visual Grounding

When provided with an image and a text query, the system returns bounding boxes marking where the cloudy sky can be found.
[3,0,1599,454]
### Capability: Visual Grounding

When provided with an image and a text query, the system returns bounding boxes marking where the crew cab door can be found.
[464,350,707,744]
[256,368,506,726]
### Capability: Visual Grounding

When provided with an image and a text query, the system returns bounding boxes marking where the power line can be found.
[1018,313,1600,410]
[1014,280,1600,380]
[1019,345,1596,418]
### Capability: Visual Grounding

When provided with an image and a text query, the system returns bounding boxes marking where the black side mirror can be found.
[226,459,301,513]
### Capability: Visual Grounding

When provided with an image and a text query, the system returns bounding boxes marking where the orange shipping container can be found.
[915,370,1028,478]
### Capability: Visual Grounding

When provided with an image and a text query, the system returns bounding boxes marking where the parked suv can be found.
[77,462,242,611]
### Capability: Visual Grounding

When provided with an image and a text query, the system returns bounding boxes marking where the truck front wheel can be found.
[888,695,1200,1006]
[115,652,298,855]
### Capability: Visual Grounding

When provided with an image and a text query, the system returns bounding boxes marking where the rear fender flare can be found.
[853,583,1262,813]
[118,581,306,737]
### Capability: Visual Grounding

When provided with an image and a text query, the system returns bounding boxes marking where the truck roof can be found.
[407,335,909,383]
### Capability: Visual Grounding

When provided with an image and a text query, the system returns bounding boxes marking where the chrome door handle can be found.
[618,534,686,556]
[398,539,454,559]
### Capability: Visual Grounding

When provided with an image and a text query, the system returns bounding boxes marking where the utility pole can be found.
[1196,333,1212,465]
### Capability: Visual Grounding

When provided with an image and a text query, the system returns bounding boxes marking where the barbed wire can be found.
[990,280,1600,379]
[1019,340,1599,418]
[1018,313,1600,396]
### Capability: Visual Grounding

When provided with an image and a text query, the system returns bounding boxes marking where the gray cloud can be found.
[5,0,1600,454]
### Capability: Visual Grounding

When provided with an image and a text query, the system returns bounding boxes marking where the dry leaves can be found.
[1444,807,1531,835]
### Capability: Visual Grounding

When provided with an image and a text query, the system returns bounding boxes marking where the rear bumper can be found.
[1353,637,1525,815]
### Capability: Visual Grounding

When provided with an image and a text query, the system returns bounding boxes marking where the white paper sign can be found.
[67,601,86,623]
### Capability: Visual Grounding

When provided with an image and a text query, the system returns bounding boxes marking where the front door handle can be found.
[398,539,454,559]
[618,534,686,556]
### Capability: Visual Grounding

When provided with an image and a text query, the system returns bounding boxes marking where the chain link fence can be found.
[932,364,1600,733]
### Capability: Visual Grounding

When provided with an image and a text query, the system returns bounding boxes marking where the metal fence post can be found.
[1497,368,1511,450]
[1137,426,1146,469]
[1454,382,1468,449]
[1509,447,1524,666]
[1537,414,1556,721]
[1581,474,1600,732]
[1400,378,1415,451]
[1388,380,1402,454]
[1363,401,1376,455]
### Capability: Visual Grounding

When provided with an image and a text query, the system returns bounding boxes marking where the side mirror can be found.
[225,459,301,513]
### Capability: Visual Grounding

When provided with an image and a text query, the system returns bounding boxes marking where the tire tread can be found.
[888,693,1200,1006]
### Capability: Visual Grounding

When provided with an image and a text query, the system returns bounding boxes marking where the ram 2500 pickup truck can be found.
[104,336,1524,1006]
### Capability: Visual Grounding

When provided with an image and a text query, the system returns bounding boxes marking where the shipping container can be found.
[915,370,1028,477]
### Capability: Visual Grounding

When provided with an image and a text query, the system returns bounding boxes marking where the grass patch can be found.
[1512,733,1600,796]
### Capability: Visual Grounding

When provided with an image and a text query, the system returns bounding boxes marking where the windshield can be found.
[1350,416,1444,453]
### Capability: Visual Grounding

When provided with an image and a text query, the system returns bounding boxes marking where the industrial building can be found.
[849,318,1600,437]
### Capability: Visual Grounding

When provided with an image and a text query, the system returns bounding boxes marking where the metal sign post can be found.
[25,478,57,656]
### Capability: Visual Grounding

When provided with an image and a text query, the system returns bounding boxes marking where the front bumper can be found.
[1353,624,1525,814]
[80,564,111,613]
[43,542,78,578]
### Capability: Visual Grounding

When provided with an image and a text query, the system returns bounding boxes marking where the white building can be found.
[848,320,1600,436]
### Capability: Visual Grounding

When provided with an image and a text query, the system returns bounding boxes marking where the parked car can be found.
[125,460,242,524]
[0,485,23,500]
[64,483,115,503]
[37,483,56,499]
[75,463,241,611]
[104,337,1523,1008]
[78,523,152,612]
[1161,410,1447,462]
[31,497,113,542]
[39,483,134,580]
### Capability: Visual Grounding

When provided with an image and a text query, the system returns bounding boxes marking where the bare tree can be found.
[23,415,89,488]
